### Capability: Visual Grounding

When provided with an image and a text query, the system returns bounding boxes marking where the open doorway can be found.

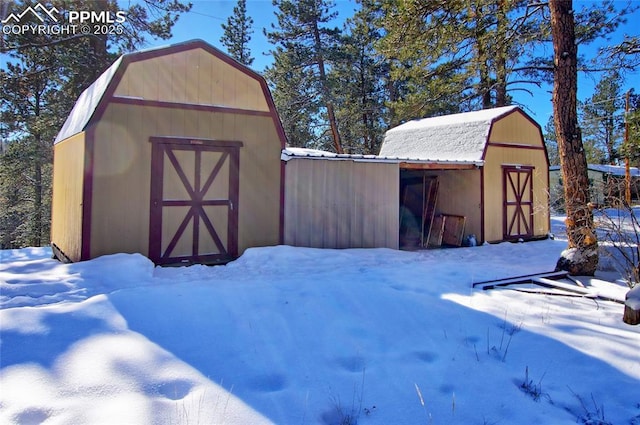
[399,170,439,250]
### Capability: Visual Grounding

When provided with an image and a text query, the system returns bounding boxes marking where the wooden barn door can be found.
[503,166,534,240]
[149,138,241,265]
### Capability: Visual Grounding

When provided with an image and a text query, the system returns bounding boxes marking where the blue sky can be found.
[0,0,636,127]
[152,0,639,128]
[149,0,356,72]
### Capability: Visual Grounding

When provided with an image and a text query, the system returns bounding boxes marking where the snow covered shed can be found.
[380,105,550,245]
[51,40,286,265]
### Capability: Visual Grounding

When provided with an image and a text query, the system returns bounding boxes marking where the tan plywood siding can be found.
[482,112,549,241]
[89,103,282,259]
[421,169,482,240]
[113,48,270,112]
[51,132,85,261]
[284,159,399,249]
[488,111,544,146]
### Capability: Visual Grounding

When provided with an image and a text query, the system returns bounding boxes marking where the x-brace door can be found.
[149,138,241,265]
[503,166,534,240]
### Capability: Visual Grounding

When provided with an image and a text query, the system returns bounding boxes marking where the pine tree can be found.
[623,91,640,167]
[1,0,192,54]
[377,0,469,122]
[0,49,59,248]
[265,0,343,152]
[378,0,630,123]
[550,0,598,276]
[220,0,254,66]
[265,50,319,148]
[580,71,625,164]
[0,0,191,248]
[519,0,631,90]
[331,0,389,154]
[378,0,541,122]
[1,2,70,248]
[604,35,640,70]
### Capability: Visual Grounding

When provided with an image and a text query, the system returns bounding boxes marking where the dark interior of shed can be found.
[399,169,468,250]
[399,170,438,250]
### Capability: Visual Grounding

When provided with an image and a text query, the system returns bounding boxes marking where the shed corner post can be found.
[80,127,96,261]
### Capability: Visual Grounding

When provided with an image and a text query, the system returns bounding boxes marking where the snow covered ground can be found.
[1,216,639,425]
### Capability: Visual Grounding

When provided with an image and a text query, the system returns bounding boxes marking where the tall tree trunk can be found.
[550,0,598,275]
[32,88,43,247]
[472,3,492,109]
[477,47,492,109]
[386,63,400,128]
[495,0,508,106]
[33,154,42,246]
[311,19,343,153]
[606,116,615,163]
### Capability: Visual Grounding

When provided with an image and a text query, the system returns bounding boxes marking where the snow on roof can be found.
[379,105,520,162]
[281,147,483,166]
[281,147,385,162]
[588,164,640,177]
[54,56,122,143]
[550,164,640,177]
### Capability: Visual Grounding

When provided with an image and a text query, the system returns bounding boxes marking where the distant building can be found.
[549,164,640,207]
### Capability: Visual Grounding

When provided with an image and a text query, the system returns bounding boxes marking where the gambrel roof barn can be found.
[52,40,286,265]
[381,106,523,162]
[380,106,550,245]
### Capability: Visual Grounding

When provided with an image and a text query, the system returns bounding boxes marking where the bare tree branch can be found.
[0,34,98,54]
